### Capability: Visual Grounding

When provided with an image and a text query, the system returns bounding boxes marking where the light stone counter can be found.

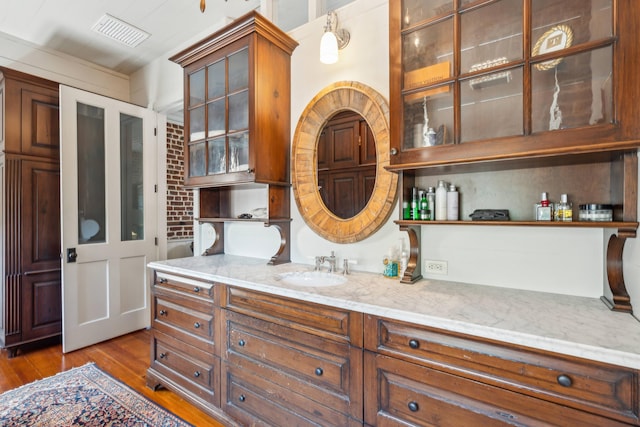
[148,254,640,370]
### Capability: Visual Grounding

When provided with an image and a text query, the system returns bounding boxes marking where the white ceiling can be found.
[0,0,261,75]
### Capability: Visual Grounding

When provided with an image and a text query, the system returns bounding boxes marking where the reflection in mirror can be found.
[318,110,376,219]
[292,81,398,244]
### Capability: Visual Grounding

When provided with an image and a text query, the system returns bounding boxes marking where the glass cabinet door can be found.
[187,46,250,178]
[395,0,614,153]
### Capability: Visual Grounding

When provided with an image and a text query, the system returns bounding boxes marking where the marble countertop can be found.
[149,254,640,370]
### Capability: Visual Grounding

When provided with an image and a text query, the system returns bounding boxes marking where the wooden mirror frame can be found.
[292,81,398,243]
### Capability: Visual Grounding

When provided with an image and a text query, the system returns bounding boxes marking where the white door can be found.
[60,85,158,353]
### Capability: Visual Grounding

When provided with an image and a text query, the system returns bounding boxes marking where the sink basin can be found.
[276,271,347,287]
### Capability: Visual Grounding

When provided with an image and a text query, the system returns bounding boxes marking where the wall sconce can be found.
[320,10,350,64]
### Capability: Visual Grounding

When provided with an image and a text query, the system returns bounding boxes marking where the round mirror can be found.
[292,81,398,243]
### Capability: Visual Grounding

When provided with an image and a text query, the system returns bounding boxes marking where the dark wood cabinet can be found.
[221,286,364,426]
[318,111,378,219]
[0,68,61,357]
[389,1,639,308]
[146,271,225,415]
[364,314,640,426]
[170,11,297,265]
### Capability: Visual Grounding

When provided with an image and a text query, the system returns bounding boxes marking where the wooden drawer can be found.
[365,315,640,425]
[224,310,363,421]
[222,361,363,427]
[222,285,363,346]
[155,271,215,302]
[154,294,214,342]
[364,352,631,427]
[149,330,220,406]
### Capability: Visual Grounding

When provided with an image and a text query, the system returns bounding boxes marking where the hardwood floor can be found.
[0,329,225,427]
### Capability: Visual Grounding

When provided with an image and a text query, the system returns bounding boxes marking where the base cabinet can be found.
[363,315,639,427]
[147,268,640,426]
[221,287,364,426]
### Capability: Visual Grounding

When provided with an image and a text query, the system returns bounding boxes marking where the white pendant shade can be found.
[320,31,339,64]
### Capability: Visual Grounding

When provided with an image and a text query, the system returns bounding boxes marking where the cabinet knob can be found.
[159,310,167,316]
[238,394,246,402]
[193,322,201,329]
[194,371,201,378]
[247,168,255,174]
[159,278,168,283]
[390,147,398,156]
[159,352,166,359]
[315,367,324,376]
[408,401,419,412]
[557,374,573,387]
[238,339,246,347]
[193,286,200,293]
[408,339,420,349]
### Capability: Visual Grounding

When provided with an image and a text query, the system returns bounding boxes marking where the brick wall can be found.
[166,122,193,240]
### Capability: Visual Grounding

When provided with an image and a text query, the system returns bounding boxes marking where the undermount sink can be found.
[276,270,347,287]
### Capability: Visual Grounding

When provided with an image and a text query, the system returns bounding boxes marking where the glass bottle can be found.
[555,193,572,222]
[426,187,436,220]
[419,190,429,220]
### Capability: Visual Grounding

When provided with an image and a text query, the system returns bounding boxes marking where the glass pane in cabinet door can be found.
[229,90,249,132]
[189,106,205,141]
[189,69,205,107]
[208,99,225,138]
[532,46,612,133]
[402,85,453,150]
[228,48,249,93]
[207,60,225,100]
[207,136,226,175]
[532,0,612,55]
[460,67,523,143]
[401,0,453,28]
[461,0,522,74]
[228,132,249,173]
[403,18,453,91]
[189,142,206,177]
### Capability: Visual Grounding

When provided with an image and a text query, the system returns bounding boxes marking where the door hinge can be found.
[154,127,157,136]
[154,237,158,246]
[154,184,158,193]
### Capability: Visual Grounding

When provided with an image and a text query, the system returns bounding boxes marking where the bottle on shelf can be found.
[426,187,436,220]
[419,189,429,220]
[435,180,448,220]
[447,184,459,220]
[535,192,553,221]
[410,187,419,220]
[555,193,573,222]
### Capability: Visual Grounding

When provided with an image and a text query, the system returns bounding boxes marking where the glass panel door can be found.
[120,113,144,241]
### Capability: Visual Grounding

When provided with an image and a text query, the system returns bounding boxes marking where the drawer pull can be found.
[159,278,168,283]
[193,286,200,293]
[238,339,246,347]
[159,309,167,316]
[557,374,573,387]
[315,367,324,376]
[408,401,419,412]
[194,371,201,378]
[408,339,420,349]
[159,352,166,359]
[194,322,201,329]
[239,394,246,402]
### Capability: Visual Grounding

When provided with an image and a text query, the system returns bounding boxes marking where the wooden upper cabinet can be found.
[170,11,298,188]
[388,0,640,169]
[1,68,59,159]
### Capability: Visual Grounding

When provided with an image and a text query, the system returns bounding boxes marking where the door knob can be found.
[67,248,78,263]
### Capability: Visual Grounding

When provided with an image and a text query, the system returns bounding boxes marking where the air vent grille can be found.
[91,14,150,48]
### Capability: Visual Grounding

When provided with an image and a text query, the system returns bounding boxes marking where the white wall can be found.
[0,31,130,101]
[130,0,640,307]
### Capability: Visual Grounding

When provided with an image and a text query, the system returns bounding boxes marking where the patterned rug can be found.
[0,363,192,426]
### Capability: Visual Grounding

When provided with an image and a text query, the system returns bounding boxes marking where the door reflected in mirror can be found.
[317,111,376,219]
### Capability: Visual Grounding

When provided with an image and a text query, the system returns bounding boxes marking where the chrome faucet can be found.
[315,251,337,273]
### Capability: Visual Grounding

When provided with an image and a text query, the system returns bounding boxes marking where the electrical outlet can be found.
[425,259,448,275]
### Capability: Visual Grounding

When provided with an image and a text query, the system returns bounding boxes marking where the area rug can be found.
[0,362,192,426]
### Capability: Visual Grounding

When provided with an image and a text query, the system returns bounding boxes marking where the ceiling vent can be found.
[91,14,150,48]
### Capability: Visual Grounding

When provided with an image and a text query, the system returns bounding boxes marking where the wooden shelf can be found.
[395,219,638,231]
[198,217,292,224]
